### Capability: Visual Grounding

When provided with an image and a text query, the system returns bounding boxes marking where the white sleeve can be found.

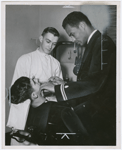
[55,61,63,79]
[11,56,30,85]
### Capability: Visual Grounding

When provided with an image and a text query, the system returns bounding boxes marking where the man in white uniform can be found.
[9,27,63,145]
[11,27,63,85]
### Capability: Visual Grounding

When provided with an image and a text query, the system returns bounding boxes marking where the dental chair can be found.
[8,100,88,145]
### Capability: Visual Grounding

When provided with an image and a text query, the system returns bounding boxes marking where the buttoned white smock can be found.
[11,48,63,85]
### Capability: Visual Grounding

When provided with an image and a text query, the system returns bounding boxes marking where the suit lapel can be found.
[81,44,89,64]
[79,31,101,71]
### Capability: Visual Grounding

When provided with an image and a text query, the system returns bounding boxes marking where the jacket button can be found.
[65,85,69,88]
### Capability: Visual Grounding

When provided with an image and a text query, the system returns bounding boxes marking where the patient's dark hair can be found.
[42,27,60,37]
[62,11,92,29]
[10,77,33,104]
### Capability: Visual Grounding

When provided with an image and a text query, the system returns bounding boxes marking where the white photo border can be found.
[1,1,121,149]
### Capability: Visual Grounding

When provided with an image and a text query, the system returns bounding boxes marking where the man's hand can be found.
[40,82,55,93]
[48,76,66,85]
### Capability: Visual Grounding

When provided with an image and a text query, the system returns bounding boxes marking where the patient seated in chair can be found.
[7,76,90,145]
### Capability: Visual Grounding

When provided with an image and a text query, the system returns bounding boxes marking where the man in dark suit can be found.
[40,11,116,145]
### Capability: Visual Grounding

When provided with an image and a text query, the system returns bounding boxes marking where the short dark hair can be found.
[62,11,92,29]
[10,77,33,104]
[42,27,60,37]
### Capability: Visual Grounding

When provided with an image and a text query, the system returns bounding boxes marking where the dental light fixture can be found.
[62,5,75,8]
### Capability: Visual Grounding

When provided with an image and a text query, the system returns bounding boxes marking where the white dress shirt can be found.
[87,29,97,44]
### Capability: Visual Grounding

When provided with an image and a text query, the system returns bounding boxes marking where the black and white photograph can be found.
[2,1,121,148]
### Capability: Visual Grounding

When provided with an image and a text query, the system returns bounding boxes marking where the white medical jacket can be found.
[12,49,63,85]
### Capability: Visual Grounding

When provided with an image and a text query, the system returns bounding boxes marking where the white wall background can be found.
[6,5,40,132]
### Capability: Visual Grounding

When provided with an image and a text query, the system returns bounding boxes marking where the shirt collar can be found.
[36,48,48,56]
[87,29,97,44]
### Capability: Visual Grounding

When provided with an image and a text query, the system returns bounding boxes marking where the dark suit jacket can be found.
[26,101,71,133]
[54,31,116,144]
[55,31,116,107]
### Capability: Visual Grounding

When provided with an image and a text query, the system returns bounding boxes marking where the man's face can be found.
[30,77,46,107]
[40,32,59,54]
[65,24,88,46]
[30,77,43,97]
